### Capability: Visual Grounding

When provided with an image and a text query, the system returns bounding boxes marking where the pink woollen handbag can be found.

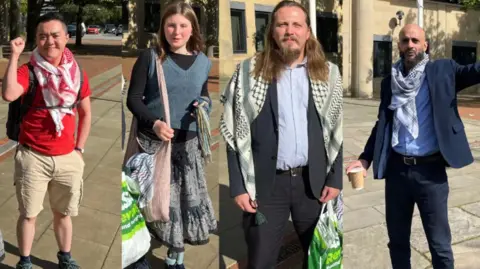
[123,50,172,222]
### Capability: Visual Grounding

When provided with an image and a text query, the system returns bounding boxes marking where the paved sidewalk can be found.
[0,64,123,269]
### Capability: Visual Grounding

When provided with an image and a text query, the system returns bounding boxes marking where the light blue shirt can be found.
[276,58,309,170]
[392,78,439,156]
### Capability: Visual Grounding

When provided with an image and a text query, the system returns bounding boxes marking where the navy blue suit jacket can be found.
[359,59,480,179]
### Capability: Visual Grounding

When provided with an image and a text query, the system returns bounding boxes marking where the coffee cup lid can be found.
[348,166,364,173]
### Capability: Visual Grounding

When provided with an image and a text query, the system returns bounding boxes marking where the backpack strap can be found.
[76,62,83,103]
[24,63,37,109]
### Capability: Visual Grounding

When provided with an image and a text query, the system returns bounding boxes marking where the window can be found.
[452,43,477,65]
[254,11,269,52]
[144,0,161,33]
[231,9,247,53]
[317,15,338,53]
[373,41,392,78]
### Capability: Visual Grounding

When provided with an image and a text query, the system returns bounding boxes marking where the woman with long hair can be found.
[124,1,217,268]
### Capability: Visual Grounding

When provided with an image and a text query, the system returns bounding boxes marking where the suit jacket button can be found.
[271,156,277,160]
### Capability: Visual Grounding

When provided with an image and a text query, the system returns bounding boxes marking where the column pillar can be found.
[352,0,374,98]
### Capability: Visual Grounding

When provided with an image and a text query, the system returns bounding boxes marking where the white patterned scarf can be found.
[30,47,81,137]
[219,56,343,223]
[389,53,429,147]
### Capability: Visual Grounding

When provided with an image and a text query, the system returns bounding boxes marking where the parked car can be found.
[104,24,116,34]
[67,24,85,37]
[115,25,123,36]
[87,25,101,34]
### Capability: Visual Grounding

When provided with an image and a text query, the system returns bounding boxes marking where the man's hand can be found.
[234,193,257,213]
[75,150,83,160]
[153,120,174,141]
[320,186,340,203]
[345,159,368,178]
[10,37,25,57]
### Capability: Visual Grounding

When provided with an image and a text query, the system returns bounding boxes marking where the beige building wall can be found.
[355,0,480,96]
[219,0,338,87]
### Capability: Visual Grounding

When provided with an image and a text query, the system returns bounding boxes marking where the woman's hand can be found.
[152,120,174,141]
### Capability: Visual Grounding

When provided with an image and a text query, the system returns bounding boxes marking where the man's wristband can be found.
[74,147,84,154]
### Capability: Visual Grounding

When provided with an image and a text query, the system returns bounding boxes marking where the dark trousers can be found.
[242,169,322,269]
[385,153,453,269]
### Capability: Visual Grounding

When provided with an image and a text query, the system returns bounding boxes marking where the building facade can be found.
[219,0,480,97]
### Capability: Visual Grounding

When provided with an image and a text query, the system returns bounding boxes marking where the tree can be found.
[71,0,120,45]
[0,1,8,43]
[10,0,21,39]
[458,0,480,10]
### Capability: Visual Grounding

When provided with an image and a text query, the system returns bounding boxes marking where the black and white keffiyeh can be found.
[389,53,430,147]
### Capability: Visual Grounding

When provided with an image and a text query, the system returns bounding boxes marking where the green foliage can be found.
[460,0,480,10]
[59,3,122,24]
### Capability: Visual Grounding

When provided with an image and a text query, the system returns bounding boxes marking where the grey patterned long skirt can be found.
[138,134,217,252]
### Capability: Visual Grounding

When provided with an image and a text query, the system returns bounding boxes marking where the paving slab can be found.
[343,225,431,269]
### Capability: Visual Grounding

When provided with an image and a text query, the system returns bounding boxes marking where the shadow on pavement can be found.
[66,43,121,57]
[145,240,166,267]
[1,241,57,269]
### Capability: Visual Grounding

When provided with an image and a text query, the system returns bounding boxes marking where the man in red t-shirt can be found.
[1,13,91,269]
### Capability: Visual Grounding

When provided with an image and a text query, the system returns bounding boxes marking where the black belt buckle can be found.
[403,156,417,165]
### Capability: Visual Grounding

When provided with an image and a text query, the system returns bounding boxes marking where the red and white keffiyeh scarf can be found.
[30,47,81,137]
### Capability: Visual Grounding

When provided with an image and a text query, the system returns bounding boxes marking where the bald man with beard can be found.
[346,24,480,269]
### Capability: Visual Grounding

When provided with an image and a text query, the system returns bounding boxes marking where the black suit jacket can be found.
[359,59,480,179]
[226,81,343,203]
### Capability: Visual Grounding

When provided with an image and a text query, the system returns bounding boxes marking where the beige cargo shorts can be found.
[13,144,85,218]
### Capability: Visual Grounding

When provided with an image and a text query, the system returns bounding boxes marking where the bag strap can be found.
[155,51,170,127]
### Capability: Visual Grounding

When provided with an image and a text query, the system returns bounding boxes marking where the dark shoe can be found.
[165,264,176,269]
[175,264,185,269]
[15,261,33,269]
[57,253,80,269]
[132,255,151,269]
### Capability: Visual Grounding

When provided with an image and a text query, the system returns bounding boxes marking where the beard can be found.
[278,46,301,64]
[400,49,425,67]
[276,36,302,64]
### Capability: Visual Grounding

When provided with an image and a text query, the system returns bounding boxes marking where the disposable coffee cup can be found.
[348,167,365,190]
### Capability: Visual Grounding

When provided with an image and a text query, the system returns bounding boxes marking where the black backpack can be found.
[6,63,84,141]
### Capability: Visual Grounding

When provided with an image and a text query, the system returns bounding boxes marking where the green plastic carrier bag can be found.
[121,172,151,268]
[307,200,343,269]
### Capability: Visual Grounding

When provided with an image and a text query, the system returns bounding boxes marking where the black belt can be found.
[391,151,443,166]
[276,166,307,176]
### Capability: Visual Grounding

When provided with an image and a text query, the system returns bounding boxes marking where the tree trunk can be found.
[0,0,9,44]
[26,0,40,48]
[75,4,83,46]
[9,0,20,40]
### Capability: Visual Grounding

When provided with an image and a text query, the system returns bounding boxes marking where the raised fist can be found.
[10,37,25,56]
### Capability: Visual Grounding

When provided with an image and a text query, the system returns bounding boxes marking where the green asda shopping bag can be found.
[307,200,343,269]
[121,172,151,268]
